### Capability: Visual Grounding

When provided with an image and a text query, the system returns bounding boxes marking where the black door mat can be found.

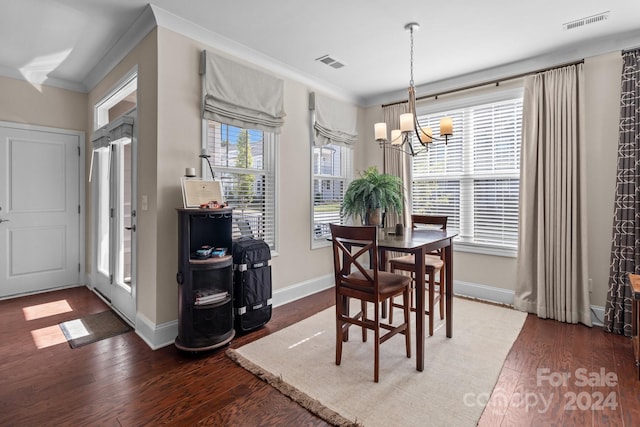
[59,310,132,348]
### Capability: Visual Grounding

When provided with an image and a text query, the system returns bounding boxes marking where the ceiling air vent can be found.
[563,11,610,31]
[315,54,345,69]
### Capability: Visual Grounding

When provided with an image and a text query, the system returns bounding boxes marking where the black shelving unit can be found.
[175,207,235,351]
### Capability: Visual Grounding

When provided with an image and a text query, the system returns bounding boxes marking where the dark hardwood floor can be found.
[1,286,639,426]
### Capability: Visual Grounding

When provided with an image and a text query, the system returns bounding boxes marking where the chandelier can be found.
[374,22,453,157]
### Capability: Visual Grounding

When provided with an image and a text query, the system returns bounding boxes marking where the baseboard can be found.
[136,274,334,350]
[272,274,335,308]
[132,276,608,350]
[454,280,605,327]
[590,305,605,327]
[135,312,178,350]
[453,280,515,306]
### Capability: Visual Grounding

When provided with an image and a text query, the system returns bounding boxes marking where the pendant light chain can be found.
[409,25,415,88]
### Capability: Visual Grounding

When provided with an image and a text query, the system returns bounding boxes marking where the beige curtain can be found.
[514,64,591,326]
[382,103,410,227]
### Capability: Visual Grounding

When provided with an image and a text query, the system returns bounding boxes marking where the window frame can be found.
[94,67,138,130]
[202,119,278,252]
[310,142,354,249]
[411,87,524,257]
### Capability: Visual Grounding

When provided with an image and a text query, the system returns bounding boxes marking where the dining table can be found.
[377,227,458,372]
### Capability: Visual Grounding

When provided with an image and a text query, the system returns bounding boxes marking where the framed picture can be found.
[181,178,223,208]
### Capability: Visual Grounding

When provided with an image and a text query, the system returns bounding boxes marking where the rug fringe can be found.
[226,348,363,427]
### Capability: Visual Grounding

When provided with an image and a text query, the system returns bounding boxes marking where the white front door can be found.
[0,123,81,298]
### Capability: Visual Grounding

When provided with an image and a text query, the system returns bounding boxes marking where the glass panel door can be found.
[113,137,133,291]
[91,116,136,323]
[93,148,111,299]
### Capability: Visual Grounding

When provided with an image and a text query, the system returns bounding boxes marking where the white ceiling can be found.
[1,0,640,105]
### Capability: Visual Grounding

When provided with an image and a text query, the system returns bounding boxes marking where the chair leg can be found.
[335,296,343,366]
[439,269,445,320]
[362,300,367,342]
[439,282,445,320]
[374,301,380,383]
[343,295,350,342]
[428,271,435,337]
[389,269,413,324]
[388,265,396,324]
[403,288,411,358]
[410,272,418,323]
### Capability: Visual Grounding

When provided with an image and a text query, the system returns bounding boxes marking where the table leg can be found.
[415,247,426,371]
[445,240,453,338]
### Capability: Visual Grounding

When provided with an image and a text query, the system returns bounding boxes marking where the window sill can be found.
[453,241,517,258]
[311,237,331,250]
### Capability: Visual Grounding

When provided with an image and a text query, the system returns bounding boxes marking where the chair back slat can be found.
[411,214,447,230]
[330,224,378,292]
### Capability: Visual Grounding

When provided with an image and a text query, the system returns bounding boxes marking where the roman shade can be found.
[201,50,285,133]
[107,115,134,142]
[91,128,110,150]
[90,116,134,150]
[89,116,134,181]
[309,92,358,146]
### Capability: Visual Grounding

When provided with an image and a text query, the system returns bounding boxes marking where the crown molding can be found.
[364,28,640,107]
[81,5,157,92]
[149,4,362,106]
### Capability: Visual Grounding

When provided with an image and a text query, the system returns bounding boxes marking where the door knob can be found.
[0,218,9,224]
[125,225,136,231]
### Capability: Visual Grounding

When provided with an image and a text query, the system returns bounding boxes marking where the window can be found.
[312,143,353,244]
[411,93,522,255]
[204,121,277,249]
[95,72,137,130]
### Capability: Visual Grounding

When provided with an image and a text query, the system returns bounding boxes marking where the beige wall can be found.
[152,28,364,323]
[362,52,623,308]
[2,22,623,332]
[0,75,86,130]
[86,28,159,322]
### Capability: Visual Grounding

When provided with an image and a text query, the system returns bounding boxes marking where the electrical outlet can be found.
[589,278,593,293]
[141,195,148,211]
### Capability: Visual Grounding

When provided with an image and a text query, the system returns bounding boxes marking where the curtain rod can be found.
[381,59,585,108]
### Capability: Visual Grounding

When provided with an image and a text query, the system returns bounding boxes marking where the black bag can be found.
[232,238,272,332]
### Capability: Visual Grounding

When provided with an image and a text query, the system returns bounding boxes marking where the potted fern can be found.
[342,166,403,226]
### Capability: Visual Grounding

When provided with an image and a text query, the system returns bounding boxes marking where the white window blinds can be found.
[201,51,286,134]
[204,121,276,248]
[412,97,522,252]
[312,144,353,241]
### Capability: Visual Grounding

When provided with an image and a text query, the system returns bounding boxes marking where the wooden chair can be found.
[388,215,447,336]
[330,224,412,382]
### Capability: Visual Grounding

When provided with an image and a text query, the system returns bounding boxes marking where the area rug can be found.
[227,297,527,427]
[59,310,132,348]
